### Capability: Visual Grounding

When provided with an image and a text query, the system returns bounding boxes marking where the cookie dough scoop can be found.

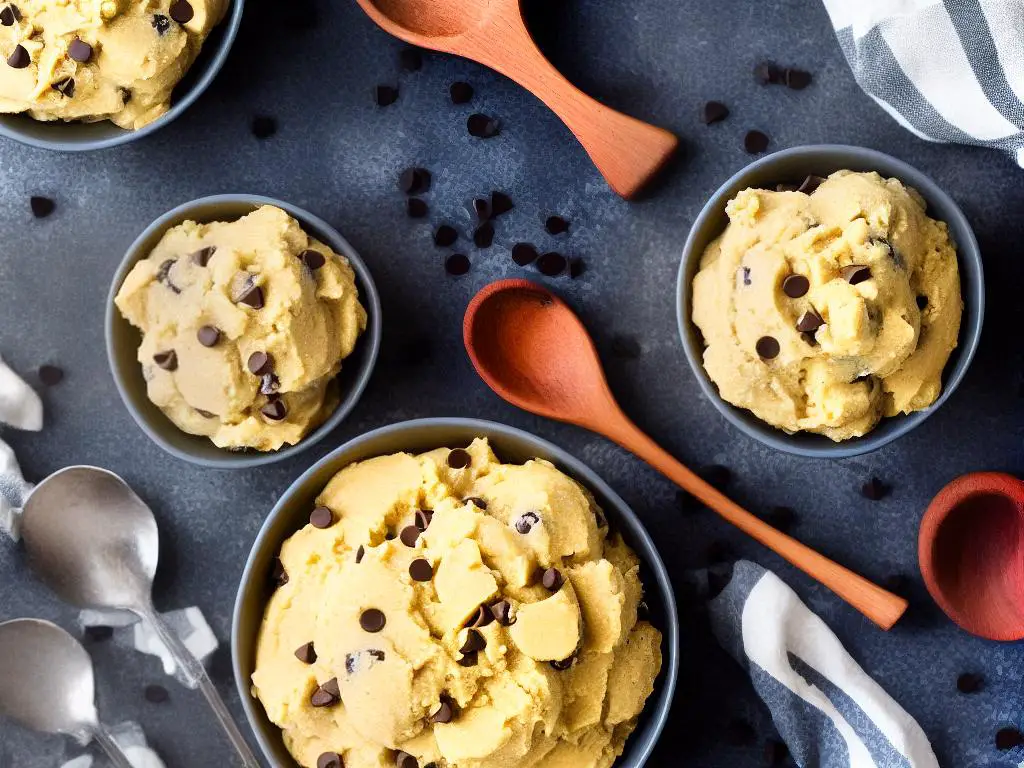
[20,466,260,767]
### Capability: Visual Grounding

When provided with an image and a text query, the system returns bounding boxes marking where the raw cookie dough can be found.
[115,205,367,452]
[0,0,228,129]
[692,170,962,441]
[252,438,663,768]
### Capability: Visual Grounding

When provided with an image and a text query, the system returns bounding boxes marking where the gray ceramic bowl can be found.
[0,0,244,151]
[105,194,382,468]
[232,418,679,768]
[677,145,984,458]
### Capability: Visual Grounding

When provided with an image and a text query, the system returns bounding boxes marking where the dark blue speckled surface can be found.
[1,1,1022,766]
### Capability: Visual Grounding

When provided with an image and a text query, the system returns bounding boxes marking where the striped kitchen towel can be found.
[0,354,41,542]
[709,561,939,768]
[823,0,1024,168]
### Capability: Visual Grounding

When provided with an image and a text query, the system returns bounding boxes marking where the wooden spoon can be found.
[463,279,909,630]
[353,0,679,199]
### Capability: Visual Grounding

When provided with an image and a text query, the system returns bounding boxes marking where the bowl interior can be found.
[233,419,679,768]
[678,146,984,458]
[106,196,381,468]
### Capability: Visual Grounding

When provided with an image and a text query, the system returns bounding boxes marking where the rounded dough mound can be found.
[692,170,962,441]
[115,205,367,452]
[252,438,663,768]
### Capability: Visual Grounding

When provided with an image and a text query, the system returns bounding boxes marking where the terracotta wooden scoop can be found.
[353,0,679,199]
[464,279,908,630]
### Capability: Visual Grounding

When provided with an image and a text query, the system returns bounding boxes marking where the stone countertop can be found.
[1,0,1022,766]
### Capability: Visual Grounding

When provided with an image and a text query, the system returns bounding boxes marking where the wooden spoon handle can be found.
[602,415,909,629]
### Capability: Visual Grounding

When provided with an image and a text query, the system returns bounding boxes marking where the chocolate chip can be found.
[956,672,983,694]
[861,476,890,501]
[84,625,114,643]
[30,196,54,218]
[569,257,586,279]
[796,310,824,333]
[153,351,178,372]
[68,38,93,63]
[754,62,783,85]
[444,254,470,275]
[355,545,365,563]
[144,684,169,704]
[763,738,790,765]
[785,68,813,90]
[399,167,431,195]
[756,336,780,360]
[447,447,471,469]
[473,221,494,249]
[429,697,455,724]
[317,753,342,768]
[467,113,500,138]
[6,43,28,68]
[375,84,399,106]
[400,525,420,547]
[701,100,729,125]
[802,331,818,347]
[415,509,433,531]
[247,352,273,376]
[541,567,563,591]
[700,465,731,490]
[310,678,340,707]
[467,605,493,628]
[765,506,797,533]
[434,225,458,247]
[407,198,428,218]
[310,506,333,529]
[996,727,1024,750]
[545,215,570,235]
[395,751,418,768]
[298,249,326,272]
[169,0,193,23]
[490,191,513,216]
[261,399,287,421]
[490,600,514,626]
[515,511,539,534]
[399,47,423,72]
[409,558,433,582]
[473,198,491,220]
[360,608,386,633]
[465,497,487,510]
[38,364,64,386]
[550,656,575,671]
[744,130,770,154]
[152,14,170,34]
[537,252,567,277]
[917,295,928,310]
[196,325,220,347]
[0,5,20,26]
[260,373,280,395]
[512,243,539,266]
[459,629,486,654]
[841,265,872,285]
[190,246,216,266]
[797,175,825,194]
[782,274,809,298]
[457,651,478,667]
[294,642,317,664]
[450,81,473,104]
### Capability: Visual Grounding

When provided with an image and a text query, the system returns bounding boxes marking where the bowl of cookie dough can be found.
[0,0,244,151]
[106,194,381,468]
[677,145,984,458]
[232,418,679,768]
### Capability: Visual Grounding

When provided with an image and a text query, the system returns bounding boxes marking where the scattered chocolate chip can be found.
[996,727,1024,750]
[153,351,178,372]
[374,84,399,106]
[434,224,458,247]
[782,274,810,298]
[38,364,63,386]
[611,335,642,360]
[310,506,333,529]
[0,5,20,26]
[415,510,433,531]
[754,62,782,85]
[407,198,428,218]
[249,115,276,138]
[155,259,181,293]
[400,525,420,547]
[956,672,983,694]
[261,399,287,421]
[569,257,586,279]
[360,608,386,633]
[247,352,273,376]
[444,253,469,275]
[429,697,455,724]
[765,505,797,533]
[355,545,365,563]
[467,605,493,628]
[726,718,757,747]
[190,246,216,266]
[841,265,872,285]
[460,629,486,654]
[310,678,340,707]
[465,497,487,510]
[447,447,472,469]
[317,752,342,768]
[763,738,790,765]
[701,100,729,124]
[861,476,890,501]
[409,558,433,582]
[399,167,431,195]
[537,252,567,276]
[798,175,825,194]
[550,656,575,671]
[395,751,418,768]
[490,191,513,216]
[449,81,473,104]
[467,113,500,138]
[294,642,317,664]
[196,325,220,347]
[796,309,824,333]
[299,249,326,271]
[473,198,491,220]
[235,279,265,309]
[802,331,819,347]
[917,295,928,310]
[260,373,280,395]
[512,243,539,266]
[756,335,780,360]
[68,38,93,63]
[785,68,813,90]
[6,43,28,68]
[152,14,170,34]
[514,511,539,534]
[144,684,169,704]
[399,47,423,72]
[700,465,732,490]
[490,600,514,626]
[457,651,478,667]
[744,130,770,154]
[84,625,114,642]
[473,221,495,249]
[545,215,570,235]
[169,0,194,23]
[541,567,564,591]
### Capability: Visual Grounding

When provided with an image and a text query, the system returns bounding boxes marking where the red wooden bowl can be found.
[919,472,1024,641]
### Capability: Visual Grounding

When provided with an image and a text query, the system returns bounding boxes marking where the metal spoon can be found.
[20,466,261,768]
[0,618,133,768]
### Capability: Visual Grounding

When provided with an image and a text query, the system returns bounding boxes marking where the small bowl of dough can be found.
[106,194,382,468]
[0,0,244,151]
[677,145,984,458]
[232,418,679,768]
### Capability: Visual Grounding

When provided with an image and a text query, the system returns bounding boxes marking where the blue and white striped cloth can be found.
[824,0,1024,168]
[709,561,939,768]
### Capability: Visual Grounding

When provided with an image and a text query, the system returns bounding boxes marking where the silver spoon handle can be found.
[91,723,135,768]
[140,607,261,768]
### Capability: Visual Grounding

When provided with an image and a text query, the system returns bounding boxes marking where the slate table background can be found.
[1,0,1023,766]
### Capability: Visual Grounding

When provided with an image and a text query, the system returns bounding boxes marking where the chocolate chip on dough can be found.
[541,567,563,591]
[272,559,288,587]
[317,753,342,768]
[294,642,317,664]
[429,697,455,724]
[152,14,171,34]
[409,558,433,582]
[309,506,333,529]
[310,678,340,707]
[260,373,280,395]
[300,249,326,271]
[190,246,216,266]
[355,545,365,563]
[490,600,514,626]
[797,174,825,194]
[459,629,486,654]
[447,448,471,469]
[467,604,493,628]
[395,752,418,768]
[796,310,824,333]
[247,352,273,376]
[514,511,539,534]
[0,5,21,26]
[169,0,194,24]
[153,351,178,371]
[917,295,929,310]
[756,335,780,360]
[360,608,386,633]
[400,525,420,547]
[782,274,810,298]
[6,44,28,69]
[261,399,287,421]
[415,509,433,531]
[457,651,478,667]
[197,325,221,347]
[550,656,575,671]
[68,38,93,63]
[841,265,872,285]
[235,279,265,309]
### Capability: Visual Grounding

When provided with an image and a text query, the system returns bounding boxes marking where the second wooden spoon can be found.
[464,279,908,630]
